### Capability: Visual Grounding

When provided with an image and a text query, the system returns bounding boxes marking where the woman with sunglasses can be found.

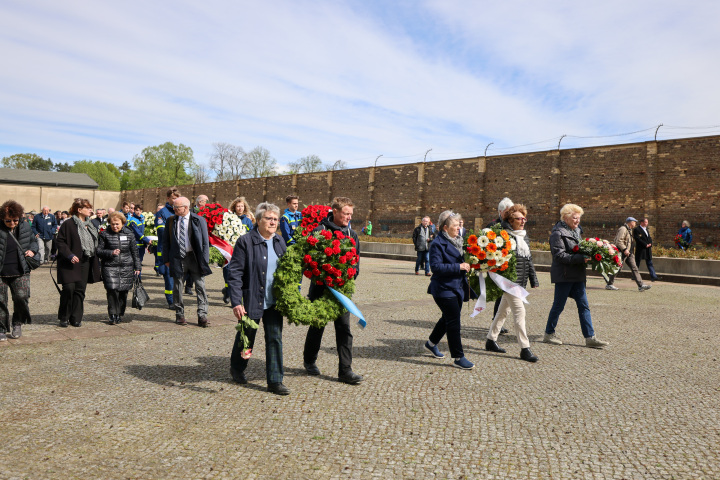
[56,198,101,328]
[485,204,540,362]
[0,201,38,340]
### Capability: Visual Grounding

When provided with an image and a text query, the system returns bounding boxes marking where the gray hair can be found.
[438,210,461,231]
[682,220,690,228]
[255,202,280,220]
[195,194,208,203]
[497,197,514,217]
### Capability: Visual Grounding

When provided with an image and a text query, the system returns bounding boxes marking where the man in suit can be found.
[163,196,213,327]
[633,217,659,281]
[31,205,57,264]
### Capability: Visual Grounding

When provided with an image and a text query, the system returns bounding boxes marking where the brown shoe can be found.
[198,316,209,328]
[425,272,432,276]
[175,315,187,326]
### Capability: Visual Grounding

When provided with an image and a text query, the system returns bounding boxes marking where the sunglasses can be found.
[3,219,19,224]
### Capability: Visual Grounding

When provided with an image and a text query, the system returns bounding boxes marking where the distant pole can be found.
[332,160,342,170]
[655,124,663,141]
[557,135,566,151]
[374,155,383,168]
[424,148,432,162]
[484,142,493,156]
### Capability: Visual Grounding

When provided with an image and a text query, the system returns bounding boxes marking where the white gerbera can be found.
[469,256,479,264]
[478,236,490,247]
[494,237,504,248]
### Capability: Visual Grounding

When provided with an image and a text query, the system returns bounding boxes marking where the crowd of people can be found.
[0,188,699,394]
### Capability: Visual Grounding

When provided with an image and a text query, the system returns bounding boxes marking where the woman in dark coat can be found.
[423,210,475,370]
[485,204,540,362]
[56,198,101,328]
[97,211,141,324]
[0,200,39,340]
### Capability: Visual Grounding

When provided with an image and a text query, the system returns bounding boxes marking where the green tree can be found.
[243,146,278,178]
[70,160,121,191]
[2,153,53,170]
[128,142,196,189]
[119,161,131,173]
[53,162,73,172]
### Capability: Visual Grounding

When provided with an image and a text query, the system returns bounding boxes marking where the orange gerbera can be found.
[471,264,480,269]
[488,260,496,266]
[501,249,509,256]
[467,234,478,246]
[477,251,486,260]
[486,243,497,252]
[486,231,497,240]
[499,263,509,271]
[500,230,509,241]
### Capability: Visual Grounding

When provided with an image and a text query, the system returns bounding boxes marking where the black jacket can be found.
[162,213,212,278]
[56,219,102,285]
[412,225,434,251]
[226,228,287,319]
[500,221,539,289]
[0,221,39,275]
[633,225,653,261]
[97,227,141,291]
[307,213,360,301]
[549,221,587,284]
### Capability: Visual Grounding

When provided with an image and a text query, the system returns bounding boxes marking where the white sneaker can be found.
[605,285,619,290]
[639,285,651,291]
[585,336,609,348]
[543,332,563,345]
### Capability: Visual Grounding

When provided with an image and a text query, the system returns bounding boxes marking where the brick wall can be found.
[122,135,720,246]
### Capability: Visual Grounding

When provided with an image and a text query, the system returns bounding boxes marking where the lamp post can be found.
[484,142,493,157]
[424,148,432,162]
[374,154,383,168]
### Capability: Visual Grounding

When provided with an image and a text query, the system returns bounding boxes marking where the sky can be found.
[2,0,720,174]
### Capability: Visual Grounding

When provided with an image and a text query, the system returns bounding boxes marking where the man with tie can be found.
[163,197,213,327]
[633,217,659,282]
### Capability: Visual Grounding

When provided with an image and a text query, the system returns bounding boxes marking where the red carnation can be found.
[350,257,358,265]
[337,279,345,286]
[349,238,356,246]
[333,246,341,255]
[347,267,356,277]
[324,247,333,256]
[312,268,321,276]
[339,256,347,264]
[325,276,333,285]
[303,255,312,264]
[310,261,318,268]
[307,237,318,246]
[332,239,340,248]
[572,245,579,253]
[321,230,332,240]
[334,231,345,239]
[316,280,324,285]
[301,230,309,236]
[595,237,599,241]
[594,253,602,261]
[322,264,331,271]
[303,270,313,278]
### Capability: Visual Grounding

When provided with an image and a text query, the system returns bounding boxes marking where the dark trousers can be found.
[58,258,90,325]
[415,250,429,273]
[429,295,465,359]
[0,274,31,333]
[638,256,658,279]
[545,281,595,338]
[304,311,353,375]
[106,289,128,317]
[231,306,284,384]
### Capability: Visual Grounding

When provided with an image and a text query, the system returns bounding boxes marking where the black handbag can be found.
[132,276,150,310]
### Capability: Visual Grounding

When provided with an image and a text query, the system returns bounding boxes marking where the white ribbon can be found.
[470,270,529,318]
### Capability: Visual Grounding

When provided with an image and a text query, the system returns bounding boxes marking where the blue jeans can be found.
[415,250,430,273]
[429,295,464,358]
[231,306,284,384]
[545,281,595,338]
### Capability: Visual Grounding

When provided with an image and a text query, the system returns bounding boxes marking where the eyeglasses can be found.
[175,205,190,210]
[511,217,527,222]
[3,219,19,224]
[262,217,279,223]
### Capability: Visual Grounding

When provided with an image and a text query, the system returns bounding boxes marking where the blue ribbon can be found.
[327,287,367,328]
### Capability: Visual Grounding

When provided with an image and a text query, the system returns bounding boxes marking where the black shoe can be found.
[175,315,187,326]
[338,371,363,384]
[70,321,82,328]
[59,319,69,328]
[230,368,247,384]
[485,339,506,353]
[268,382,290,395]
[10,324,22,339]
[167,304,176,311]
[184,287,192,295]
[304,362,321,376]
[500,327,509,335]
[222,287,230,304]
[108,315,116,325]
[520,348,538,362]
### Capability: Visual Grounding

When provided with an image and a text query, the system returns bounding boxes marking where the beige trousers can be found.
[487,293,530,349]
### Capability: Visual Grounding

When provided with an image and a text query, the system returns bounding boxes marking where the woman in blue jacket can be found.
[424,210,474,370]
[225,202,288,395]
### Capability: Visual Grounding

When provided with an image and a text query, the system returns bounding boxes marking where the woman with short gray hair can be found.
[423,210,474,369]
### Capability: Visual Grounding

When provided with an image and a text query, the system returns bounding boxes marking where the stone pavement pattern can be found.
[1,257,719,479]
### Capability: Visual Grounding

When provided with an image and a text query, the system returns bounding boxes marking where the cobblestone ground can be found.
[1,257,719,479]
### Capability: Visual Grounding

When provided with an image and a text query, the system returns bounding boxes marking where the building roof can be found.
[0,168,99,189]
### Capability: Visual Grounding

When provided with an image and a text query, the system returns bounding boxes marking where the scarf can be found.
[72,215,98,258]
[560,221,581,242]
[511,229,530,258]
[442,231,464,256]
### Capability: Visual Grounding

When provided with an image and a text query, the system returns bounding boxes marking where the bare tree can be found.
[288,154,324,174]
[327,159,348,171]
[243,146,278,178]
[209,142,245,181]
[192,162,212,184]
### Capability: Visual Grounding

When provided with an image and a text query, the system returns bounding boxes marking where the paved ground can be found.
[1,256,719,479]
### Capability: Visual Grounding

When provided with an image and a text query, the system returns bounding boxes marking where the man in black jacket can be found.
[633,217,659,281]
[412,216,434,276]
[303,197,363,384]
[163,197,212,327]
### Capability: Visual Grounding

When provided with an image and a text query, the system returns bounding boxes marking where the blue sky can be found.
[2,0,720,173]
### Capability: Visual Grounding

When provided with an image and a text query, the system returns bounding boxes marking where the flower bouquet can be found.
[235,314,260,359]
[465,224,518,304]
[575,237,622,281]
[198,203,249,265]
[674,234,690,250]
[274,205,361,328]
